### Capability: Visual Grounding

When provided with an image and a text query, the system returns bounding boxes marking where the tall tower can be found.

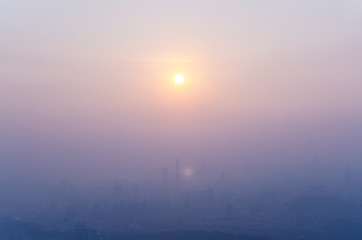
[220,171,225,185]
[344,166,351,182]
[162,168,168,185]
[175,158,180,188]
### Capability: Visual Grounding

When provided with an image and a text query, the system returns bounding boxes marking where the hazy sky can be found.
[1,1,362,183]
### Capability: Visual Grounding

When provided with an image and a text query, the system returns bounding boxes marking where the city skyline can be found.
[1,1,362,239]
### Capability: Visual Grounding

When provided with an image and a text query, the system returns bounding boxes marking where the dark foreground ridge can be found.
[110,231,273,240]
[0,217,273,240]
[3,217,362,240]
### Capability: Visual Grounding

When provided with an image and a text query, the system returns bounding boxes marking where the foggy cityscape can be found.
[2,1,362,240]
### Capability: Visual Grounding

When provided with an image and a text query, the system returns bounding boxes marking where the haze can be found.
[1,1,362,239]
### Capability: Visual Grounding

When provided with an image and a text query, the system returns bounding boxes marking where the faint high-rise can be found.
[175,158,180,188]
[344,166,351,182]
[162,168,168,185]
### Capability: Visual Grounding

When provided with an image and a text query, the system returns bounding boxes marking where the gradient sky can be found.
[1,1,362,183]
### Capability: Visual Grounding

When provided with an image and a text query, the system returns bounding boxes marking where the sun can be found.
[174,73,185,85]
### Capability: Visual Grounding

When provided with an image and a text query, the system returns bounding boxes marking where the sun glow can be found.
[174,73,185,85]
[183,167,194,177]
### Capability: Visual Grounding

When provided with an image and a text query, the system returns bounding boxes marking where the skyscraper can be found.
[175,158,180,188]
[162,168,168,185]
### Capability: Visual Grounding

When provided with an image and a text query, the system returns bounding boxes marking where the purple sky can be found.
[1,1,362,184]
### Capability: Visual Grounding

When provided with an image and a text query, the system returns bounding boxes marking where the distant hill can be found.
[110,231,274,240]
[0,217,274,240]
